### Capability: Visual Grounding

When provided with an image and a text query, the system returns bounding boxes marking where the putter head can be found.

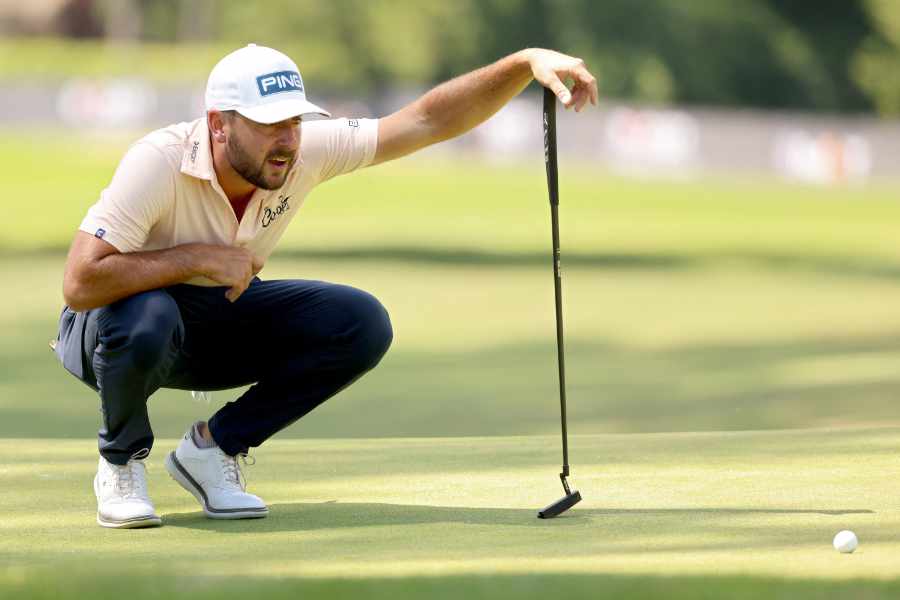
[537,490,582,519]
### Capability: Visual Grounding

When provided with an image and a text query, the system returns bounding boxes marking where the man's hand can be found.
[526,49,599,112]
[187,244,262,302]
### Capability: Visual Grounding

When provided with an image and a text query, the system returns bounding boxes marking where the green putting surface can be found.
[2,428,899,597]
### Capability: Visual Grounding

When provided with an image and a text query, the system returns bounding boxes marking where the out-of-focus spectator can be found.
[54,0,103,38]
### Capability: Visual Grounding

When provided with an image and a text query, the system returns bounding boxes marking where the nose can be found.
[275,122,299,150]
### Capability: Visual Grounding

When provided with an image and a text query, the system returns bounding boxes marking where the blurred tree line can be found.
[13,0,900,115]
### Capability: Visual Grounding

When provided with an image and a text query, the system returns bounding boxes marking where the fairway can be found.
[2,427,900,597]
[7,252,900,440]
[4,133,900,439]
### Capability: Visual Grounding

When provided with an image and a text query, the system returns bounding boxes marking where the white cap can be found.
[205,44,330,124]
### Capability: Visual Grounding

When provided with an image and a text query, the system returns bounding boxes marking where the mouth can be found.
[266,156,292,170]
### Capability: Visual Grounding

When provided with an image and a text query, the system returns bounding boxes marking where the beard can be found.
[225,133,295,191]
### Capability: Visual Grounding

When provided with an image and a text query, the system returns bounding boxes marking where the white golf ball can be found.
[833,530,858,554]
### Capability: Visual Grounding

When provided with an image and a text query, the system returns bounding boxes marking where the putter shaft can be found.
[544,87,570,485]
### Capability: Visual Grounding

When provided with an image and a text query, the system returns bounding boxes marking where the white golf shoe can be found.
[93,449,162,529]
[164,428,268,519]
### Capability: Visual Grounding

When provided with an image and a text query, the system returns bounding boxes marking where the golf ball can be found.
[833,530,858,554]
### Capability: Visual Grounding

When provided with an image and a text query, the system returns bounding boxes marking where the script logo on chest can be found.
[261,194,291,228]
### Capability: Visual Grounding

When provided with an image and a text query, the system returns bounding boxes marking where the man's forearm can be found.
[63,243,207,312]
[373,49,596,165]
[414,50,534,145]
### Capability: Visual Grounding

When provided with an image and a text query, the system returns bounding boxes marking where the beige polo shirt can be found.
[79,116,378,285]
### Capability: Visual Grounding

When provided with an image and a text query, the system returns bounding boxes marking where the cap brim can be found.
[236,98,331,124]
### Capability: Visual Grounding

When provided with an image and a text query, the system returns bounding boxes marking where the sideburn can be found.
[225,133,269,190]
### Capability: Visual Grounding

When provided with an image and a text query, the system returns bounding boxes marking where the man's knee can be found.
[97,291,183,371]
[336,287,393,371]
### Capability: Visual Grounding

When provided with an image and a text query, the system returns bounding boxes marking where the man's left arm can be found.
[372,48,598,166]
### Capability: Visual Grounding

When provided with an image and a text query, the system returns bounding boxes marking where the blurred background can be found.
[2,0,899,441]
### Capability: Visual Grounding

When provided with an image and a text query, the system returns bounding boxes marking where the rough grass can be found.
[3,132,900,260]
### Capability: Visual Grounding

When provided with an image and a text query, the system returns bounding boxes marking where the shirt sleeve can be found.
[78,141,174,253]
[301,118,379,185]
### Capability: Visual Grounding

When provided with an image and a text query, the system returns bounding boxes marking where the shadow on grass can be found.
[6,325,900,439]
[204,246,900,282]
[4,570,900,600]
[8,245,900,281]
[162,501,874,533]
[150,501,891,563]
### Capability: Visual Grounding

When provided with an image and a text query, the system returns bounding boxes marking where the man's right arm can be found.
[62,231,260,312]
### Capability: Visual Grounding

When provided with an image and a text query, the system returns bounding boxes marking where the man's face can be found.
[224,113,301,190]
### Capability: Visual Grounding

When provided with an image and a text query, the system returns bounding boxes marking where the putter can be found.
[537,87,582,519]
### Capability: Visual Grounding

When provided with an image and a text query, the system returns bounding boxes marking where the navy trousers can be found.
[54,278,393,465]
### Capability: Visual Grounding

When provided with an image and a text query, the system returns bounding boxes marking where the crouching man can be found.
[54,44,597,528]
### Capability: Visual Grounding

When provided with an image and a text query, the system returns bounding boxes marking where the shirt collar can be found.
[180,118,215,180]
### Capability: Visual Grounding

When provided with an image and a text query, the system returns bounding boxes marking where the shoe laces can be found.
[219,450,255,491]
[190,390,214,404]
[112,448,150,499]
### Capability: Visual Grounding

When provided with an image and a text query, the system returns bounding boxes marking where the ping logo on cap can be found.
[256,71,304,97]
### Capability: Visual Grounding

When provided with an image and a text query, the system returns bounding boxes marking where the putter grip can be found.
[543,87,559,206]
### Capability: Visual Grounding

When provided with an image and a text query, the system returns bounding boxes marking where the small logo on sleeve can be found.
[94,228,106,239]
[190,140,200,163]
[256,71,304,97]
[348,119,359,128]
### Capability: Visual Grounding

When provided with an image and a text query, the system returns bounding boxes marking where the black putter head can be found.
[537,490,582,519]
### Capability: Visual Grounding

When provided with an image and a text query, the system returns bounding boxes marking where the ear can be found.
[207,110,228,144]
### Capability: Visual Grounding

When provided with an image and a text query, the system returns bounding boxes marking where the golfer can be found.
[54,44,597,528]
